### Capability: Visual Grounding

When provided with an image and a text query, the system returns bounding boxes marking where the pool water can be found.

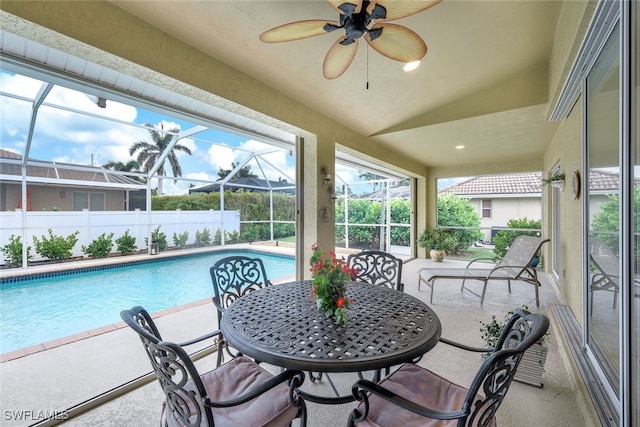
[0,250,294,353]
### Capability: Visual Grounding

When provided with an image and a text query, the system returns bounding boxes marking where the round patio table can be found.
[221,281,441,402]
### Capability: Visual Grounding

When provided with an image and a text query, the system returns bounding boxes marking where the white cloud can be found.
[206,145,236,172]
[0,72,145,164]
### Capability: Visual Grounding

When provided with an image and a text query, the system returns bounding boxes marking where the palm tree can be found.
[102,159,144,182]
[358,170,381,191]
[102,159,140,172]
[217,162,257,180]
[129,123,192,194]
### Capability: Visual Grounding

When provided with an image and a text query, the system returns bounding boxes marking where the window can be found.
[481,200,492,219]
[73,192,105,211]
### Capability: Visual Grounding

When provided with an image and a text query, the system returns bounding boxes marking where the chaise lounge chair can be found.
[417,235,550,307]
[589,238,640,313]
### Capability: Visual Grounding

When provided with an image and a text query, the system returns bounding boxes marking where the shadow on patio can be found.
[0,255,594,426]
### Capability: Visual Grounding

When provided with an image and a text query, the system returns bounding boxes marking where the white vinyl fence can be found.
[0,209,240,264]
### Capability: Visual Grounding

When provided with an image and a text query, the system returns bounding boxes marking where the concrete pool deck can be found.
[0,246,598,426]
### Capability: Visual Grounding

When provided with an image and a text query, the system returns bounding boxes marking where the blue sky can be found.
[0,70,301,194]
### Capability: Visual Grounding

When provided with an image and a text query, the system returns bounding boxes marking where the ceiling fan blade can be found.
[374,0,442,22]
[260,20,338,43]
[323,37,359,79]
[326,0,364,14]
[365,23,427,62]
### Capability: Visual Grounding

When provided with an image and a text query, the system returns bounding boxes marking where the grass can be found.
[449,247,496,262]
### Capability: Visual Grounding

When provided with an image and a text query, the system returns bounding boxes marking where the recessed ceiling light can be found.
[402,61,421,72]
[455,145,465,150]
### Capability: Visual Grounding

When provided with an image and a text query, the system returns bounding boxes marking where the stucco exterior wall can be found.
[469,197,542,242]
[543,98,584,324]
[2,183,127,211]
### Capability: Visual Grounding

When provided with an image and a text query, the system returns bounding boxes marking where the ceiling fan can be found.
[259,0,441,79]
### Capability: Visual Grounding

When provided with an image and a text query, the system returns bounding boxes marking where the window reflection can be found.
[586,24,620,394]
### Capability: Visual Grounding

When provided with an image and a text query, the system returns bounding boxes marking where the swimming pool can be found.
[0,250,295,353]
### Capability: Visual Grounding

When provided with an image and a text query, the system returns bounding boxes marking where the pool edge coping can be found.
[0,243,297,362]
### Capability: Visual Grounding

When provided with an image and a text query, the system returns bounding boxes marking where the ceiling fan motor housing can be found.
[337,1,387,43]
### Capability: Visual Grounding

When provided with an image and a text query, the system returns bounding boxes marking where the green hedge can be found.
[335,198,411,248]
[152,191,295,242]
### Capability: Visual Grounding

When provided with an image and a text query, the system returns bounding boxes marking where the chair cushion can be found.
[355,363,496,427]
[165,356,299,427]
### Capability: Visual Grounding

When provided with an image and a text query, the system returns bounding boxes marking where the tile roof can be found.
[439,173,542,196]
[440,170,626,196]
[588,169,623,191]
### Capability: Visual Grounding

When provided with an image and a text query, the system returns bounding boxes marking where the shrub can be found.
[240,224,261,243]
[493,218,541,259]
[82,233,114,258]
[195,228,211,246]
[144,226,168,250]
[115,230,137,255]
[226,230,239,243]
[172,231,189,247]
[1,234,32,267]
[417,227,458,254]
[436,193,483,252]
[33,229,79,261]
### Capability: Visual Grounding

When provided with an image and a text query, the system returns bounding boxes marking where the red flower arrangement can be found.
[309,243,355,325]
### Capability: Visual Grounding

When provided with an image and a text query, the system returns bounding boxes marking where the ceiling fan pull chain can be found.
[366,45,369,90]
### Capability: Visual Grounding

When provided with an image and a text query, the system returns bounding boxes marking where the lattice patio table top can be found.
[221,281,442,373]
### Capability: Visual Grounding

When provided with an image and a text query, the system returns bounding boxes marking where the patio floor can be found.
[0,250,598,426]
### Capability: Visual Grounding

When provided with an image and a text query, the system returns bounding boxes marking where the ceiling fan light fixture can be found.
[402,61,421,72]
[260,0,441,78]
[455,145,465,150]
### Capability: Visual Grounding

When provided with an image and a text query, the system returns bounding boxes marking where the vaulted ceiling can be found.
[109,0,563,169]
[1,1,565,171]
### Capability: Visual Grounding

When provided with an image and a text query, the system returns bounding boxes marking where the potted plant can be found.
[478,307,549,387]
[417,227,458,262]
[541,173,565,190]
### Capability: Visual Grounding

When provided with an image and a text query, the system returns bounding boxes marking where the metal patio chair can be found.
[589,239,621,313]
[347,250,404,291]
[418,236,550,307]
[120,306,307,427]
[589,239,640,314]
[347,308,550,427]
[210,255,273,365]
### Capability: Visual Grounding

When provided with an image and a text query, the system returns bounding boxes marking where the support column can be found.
[297,134,336,279]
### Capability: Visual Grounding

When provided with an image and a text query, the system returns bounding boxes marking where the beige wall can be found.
[469,197,542,242]
[542,1,596,328]
[2,183,126,212]
[543,96,584,324]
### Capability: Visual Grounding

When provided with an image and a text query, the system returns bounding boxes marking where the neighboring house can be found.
[189,177,295,195]
[588,169,627,218]
[439,173,542,243]
[0,149,146,211]
[439,170,624,243]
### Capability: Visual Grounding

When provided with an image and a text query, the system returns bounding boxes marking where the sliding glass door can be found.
[586,23,621,396]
